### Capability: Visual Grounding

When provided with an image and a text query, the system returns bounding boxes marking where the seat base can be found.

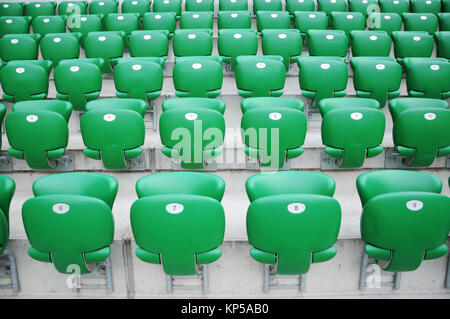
[0,249,19,293]
[263,264,306,293]
[359,250,401,291]
[166,265,209,294]
[69,257,114,294]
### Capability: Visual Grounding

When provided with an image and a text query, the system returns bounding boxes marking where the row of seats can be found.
[0,170,449,283]
[1,96,449,169]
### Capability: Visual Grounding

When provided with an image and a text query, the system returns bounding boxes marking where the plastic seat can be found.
[367,13,403,35]
[153,0,182,18]
[131,172,226,276]
[57,1,88,15]
[121,0,151,16]
[241,97,307,168]
[89,0,119,15]
[0,103,6,150]
[159,105,226,169]
[392,31,434,63]
[217,11,252,29]
[0,60,52,103]
[389,98,450,166]
[218,29,258,71]
[350,57,402,107]
[286,0,315,15]
[403,13,438,34]
[253,0,283,13]
[172,29,213,57]
[356,170,450,272]
[142,12,177,36]
[25,2,57,19]
[246,171,341,275]
[54,59,104,111]
[256,11,291,32]
[185,0,214,11]
[379,0,409,14]
[306,30,349,57]
[84,31,126,73]
[294,11,329,38]
[261,29,302,71]
[0,2,25,16]
[105,13,140,38]
[0,175,15,256]
[173,57,224,97]
[235,56,286,97]
[0,34,40,62]
[319,98,385,168]
[438,12,450,30]
[403,58,450,99]
[162,97,226,113]
[5,100,72,169]
[81,99,146,169]
[0,16,31,38]
[129,30,169,57]
[350,31,391,57]
[23,172,117,274]
[444,0,450,11]
[219,0,249,11]
[317,0,348,15]
[410,0,441,14]
[67,14,102,48]
[435,31,450,59]
[297,57,348,107]
[330,12,366,39]
[32,16,67,37]
[40,33,81,67]
[348,0,379,17]
[180,11,214,29]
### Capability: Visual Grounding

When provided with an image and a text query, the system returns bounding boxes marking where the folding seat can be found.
[0,16,31,38]
[348,0,379,17]
[0,2,24,16]
[217,11,252,29]
[142,12,177,36]
[54,59,104,111]
[317,0,348,15]
[392,31,434,63]
[379,0,409,14]
[404,58,450,99]
[0,34,40,62]
[129,30,169,57]
[219,0,249,11]
[185,0,215,11]
[350,30,391,57]
[32,16,67,37]
[180,11,214,29]
[444,0,450,11]
[350,57,402,107]
[105,13,141,38]
[256,11,291,32]
[294,11,329,38]
[253,0,283,13]
[67,14,102,48]
[297,57,348,107]
[410,0,441,14]
[435,31,450,59]
[0,175,15,256]
[89,0,119,15]
[319,98,385,168]
[162,97,226,113]
[286,0,316,15]
[330,12,366,39]
[173,57,224,97]
[0,103,6,150]
[367,13,403,35]
[0,60,52,103]
[22,172,117,274]
[84,31,126,73]
[25,2,57,19]
[81,99,146,169]
[357,170,450,272]
[240,98,307,168]
[402,13,439,34]
[218,29,258,71]
[153,0,182,18]
[131,172,226,277]
[5,100,72,169]
[306,30,349,58]
[40,33,81,67]
[57,1,88,16]
[261,29,302,71]
[438,12,450,30]
[159,106,226,169]
[246,171,341,276]
[235,56,286,97]
[389,98,450,166]
[172,29,213,57]
[121,0,151,16]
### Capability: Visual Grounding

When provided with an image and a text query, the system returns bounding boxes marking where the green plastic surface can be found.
[218,29,258,71]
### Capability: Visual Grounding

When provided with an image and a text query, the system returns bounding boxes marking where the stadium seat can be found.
[218,29,258,71]
[32,16,67,37]
[261,29,302,71]
[319,98,385,168]
[81,99,146,169]
[131,172,226,276]
[392,31,434,63]
[0,103,6,150]
[84,31,126,73]
[89,0,119,15]
[162,97,226,113]
[350,31,391,57]
[40,33,81,66]
[235,56,286,97]
[444,0,450,11]
[402,13,438,34]
[253,0,283,13]
[67,14,102,48]
[410,0,441,14]
[246,171,341,275]
[25,2,57,19]
[240,97,307,168]
[121,0,151,16]
[0,2,25,16]
[294,11,329,38]
[0,34,40,62]
[357,170,450,272]
[185,0,215,11]
[173,57,223,97]
[153,0,182,18]
[306,30,349,58]
[54,59,104,111]
[379,0,409,14]
[22,172,117,274]
[217,11,252,29]
[286,0,315,15]
[57,1,88,16]
[142,12,177,36]
[367,13,403,35]
[5,100,72,169]
[350,57,402,107]
[0,16,31,38]
[389,97,450,166]
[129,30,169,57]
[105,13,140,39]
[180,11,214,29]
[438,12,450,30]
[0,175,15,256]
[317,0,348,15]
[435,31,450,59]
[348,0,379,17]
[219,0,249,11]
[330,12,366,39]
[256,11,291,31]
[172,29,213,56]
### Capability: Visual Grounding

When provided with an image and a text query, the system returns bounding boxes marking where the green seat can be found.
[438,12,450,30]
[153,0,182,18]
[0,2,25,16]
[23,172,117,274]
[162,97,226,114]
[379,0,409,14]
[185,0,214,11]
[319,98,385,168]
[0,103,5,150]
[294,11,329,38]
[444,0,450,11]
[246,171,341,275]
[219,0,249,11]
[0,16,31,38]
[81,99,146,169]
[5,100,71,169]
[317,0,348,15]
[404,58,450,99]
[159,106,226,169]
[0,34,40,62]
[392,31,434,63]
[142,12,177,36]
[0,60,52,102]
[105,13,140,39]
[84,31,126,73]
[403,13,438,34]
[180,11,214,29]
[261,29,302,71]
[411,0,442,14]
[350,31,391,57]
[25,2,57,19]
[67,14,102,48]
[435,31,450,59]
[350,57,402,107]
[217,11,252,29]
[367,13,403,35]
[306,30,349,57]
[40,33,81,67]
[256,11,291,32]
[129,30,169,57]
[54,58,104,111]
[0,175,15,256]
[32,16,67,37]
[286,0,315,15]
[389,97,450,166]
[57,1,88,15]
[348,0,379,17]
[89,0,119,15]
[173,57,223,97]
[330,12,366,39]
[121,0,151,16]
[253,0,283,13]
[172,29,213,56]
[297,57,348,107]
[235,56,286,97]
[357,170,450,272]
[218,29,258,71]
[241,98,307,168]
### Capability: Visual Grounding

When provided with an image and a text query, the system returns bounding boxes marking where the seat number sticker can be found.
[166,203,184,214]
[287,203,306,214]
[53,203,70,214]
[406,200,423,212]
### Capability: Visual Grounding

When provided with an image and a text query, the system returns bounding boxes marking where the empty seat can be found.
[217,11,252,29]
[5,100,72,169]
[350,31,391,57]
[306,30,349,58]
[142,12,177,36]
[356,170,450,272]
[256,11,291,31]
[348,0,379,17]
[317,0,348,15]
[444,0,450,11]
[57,1,88,15]
[172,29,213,56]
[294,11,329,38]
[246,171,341,275]
[286,0,315,15]
[131,172,226,276]
[392,31,434,63]
[25,2,57,19]
[121,0,151,16]
[180,11,214,29]
[54,58,104,111]
[185,0,214,11]
[350,57,402,107]
[40,33,81,67]
[32,16,67,37]
[389,97,450,166]
[218,29,258,71]
[253,0,283,13]
[241,97,307,168]
[0,2,25,16]
[319,98,385,168]
[153,0,182,17]
[0,175,15,256]
[67,14,102,47]
[438,12,450,30]
[105,13,140,38]
[84,31,126,73]
[435,31,450,59]
[219,0,249,11]
[403,13,439,34]
[0,16,31,38]
[0,34,40,62]
[367,13,403,35]
[235,56,286,97]
[261,29,302,71]
[379,0,409,14]
[89,0,119,15]
[410,0,441,14]
[22,172,117,274]
[129,30,169,57]
[330,12,366,39]
[81,99,146,169]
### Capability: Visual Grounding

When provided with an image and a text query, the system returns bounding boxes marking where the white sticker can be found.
[166,203,184,214]
[6,19,12,24]
[321,63,330,70]
[3,4,9,8]
[430,64,440,71]
[43,18,50,23]
[98,36,106,41]
[144,35,152,40]
[376,64,385,70]
[420,15,427,20]
[16,67,25,74]
[81,17,87,21]
[278,33,287,39]
[362,0,368,3]
[326,34,334,40]
[53,37,62,43]
[132,64,142,70]
[393,0,399,4]
[406,200,423,211]
[265,0,271,2]
[309,14,316,18]
[424,112,436,120]
[234,33,242,39]
[185,112,198,120]
[369,35,378,41]
[99,2,105,5]
[197,0,203,2]
[10,39,18,44]
[231,0,236,2]
[70,66,80,72]
[256,62,266,69]
[384,15,391,20]
[331,0,336,3]
[298,0,304,2]
[426,0,432,3]
[351,112,363,120]
[35,3,41,7]
[269,112,282,120]
[68,3,74,6]
[117,15,124,20]
[26,115,38,122]
[271,13,278,18]
[287,203,306,214]
[155,14,162,19]
[188,33,196,39]
[193,14,199,19]
[231,13,238,18]
[164,0,170,3]
[347,14,354,19]
[413,36,421,41]
[132,0,138,4]
[104,114,116,121]
[192,63,202,69]
[53,203,70,214]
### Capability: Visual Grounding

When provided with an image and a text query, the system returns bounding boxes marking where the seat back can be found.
[349,0,379,16]
[129,30,169,57]
[435,31,450,59]
[105,13,140,35]
[438,13,450,31]
[379,0,409,14]
[330,11,366,38]
[217,11,252,29]
[67,14,102,47]
[317,0,348,15]
[306,29,349,57]
[218,29,258,70]
[162,97,226,114]
[0,103,5,150]
[40,33,81,66]
[286,0,315,15]
[0,34,40,62]
[121,0,151,16]
[89,0,119,15]
[172,29,213,56]
[403,12,438,34]
[219,0,248,11]
[256,11,291,31]
[350,30,392,57]
[294,11,329,36]
[0,2,25,16]
[411,0,441,14]
[180,11,214,29]
[368,13,403,34]
[0,16,31,38]
[261,29,302,70]
[153,0,182,17]
[25,2,56,18]
[0,175,15,255]
[58,1,88,15]
[84,31,125,73]
[253,0,282,13]
[392,31,434,61]
[32,16,66,37]
[185,0,214,11]
[142,12,177,35]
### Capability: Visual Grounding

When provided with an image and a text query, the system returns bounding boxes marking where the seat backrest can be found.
[219,0,248,11]
[379,0,410,14]
[0,2,25,16]
[185,0,214,11]
[217,11,252,29]
[85,98,148,116]
[241,97,305,113]
[392,31,434,60]
[0,34,40,62]
[286,0,315,15]
[330,11,366,38]
[435,31,450,59]
[142,12,177,34]
[121,0,151,16]
[162,97,226,114]
[350,30,392,57]
[40,33,81,66]
[410,0,441,14]
[218,29,258,70]
[84,31,125,73]
[294,11,329,35]
[368,13,403,34]
[256,11,291,32]
[0,16,31,38]
[0,175,15,255]
[306,29,349,57]
[348,0,379,16]
[402,12,438,34]
[25,1,56,18]
[129,30,169,57]
[180,11,214,29]
[105,13,140,35]
[153,0,182,16]
[172,29,213,56]
[261,29,302,70]
[67,14,102,47]
[58,0,88,15]
[317,0,348,15]
[438,13,450,31]
[253,0,282,13]
[32,16,66,37]
[89,0,119,15]
[0,103,5,150]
